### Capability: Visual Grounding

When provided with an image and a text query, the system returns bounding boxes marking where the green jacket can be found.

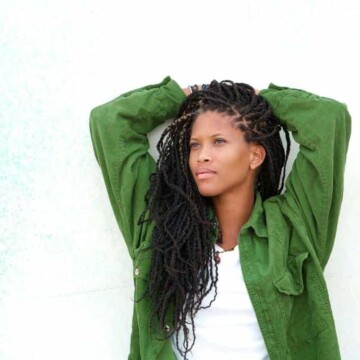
[89,77,351,359]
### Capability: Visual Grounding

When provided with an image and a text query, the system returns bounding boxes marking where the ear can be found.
[249,144,266,170]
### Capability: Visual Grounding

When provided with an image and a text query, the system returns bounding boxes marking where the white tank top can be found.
[171,244,269,360]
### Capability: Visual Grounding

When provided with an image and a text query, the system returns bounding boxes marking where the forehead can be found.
[190,111,238,136]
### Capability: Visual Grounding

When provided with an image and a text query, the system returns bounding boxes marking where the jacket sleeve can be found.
[89,76,186,260]
[260,84,351,269]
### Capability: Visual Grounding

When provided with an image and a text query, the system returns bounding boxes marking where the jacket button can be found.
[135,268,140,276]
[164,324,170,332]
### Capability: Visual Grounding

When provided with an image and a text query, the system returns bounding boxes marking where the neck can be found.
[212,188,255,251]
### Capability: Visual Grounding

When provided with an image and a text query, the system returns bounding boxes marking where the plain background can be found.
[1,0,359,359]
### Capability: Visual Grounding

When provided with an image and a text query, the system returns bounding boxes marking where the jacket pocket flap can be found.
[273,252,309,296]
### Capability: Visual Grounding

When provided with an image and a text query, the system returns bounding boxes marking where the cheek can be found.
[222,148,249,169]
[220,153,252,186]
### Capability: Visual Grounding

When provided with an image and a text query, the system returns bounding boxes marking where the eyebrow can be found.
[190,133,225,140]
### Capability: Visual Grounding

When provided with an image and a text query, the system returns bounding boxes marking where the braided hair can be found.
[138,80,290,359]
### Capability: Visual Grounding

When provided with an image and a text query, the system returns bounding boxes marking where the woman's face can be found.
[188,111,264,198]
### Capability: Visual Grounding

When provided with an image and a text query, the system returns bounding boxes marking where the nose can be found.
[197,147,211,163]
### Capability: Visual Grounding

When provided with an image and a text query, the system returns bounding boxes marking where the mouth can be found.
[195,169,217,179]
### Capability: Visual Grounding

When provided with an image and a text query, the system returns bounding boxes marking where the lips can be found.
[195,168,216,179]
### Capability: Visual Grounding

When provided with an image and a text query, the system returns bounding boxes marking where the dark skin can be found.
[183,87,265,250]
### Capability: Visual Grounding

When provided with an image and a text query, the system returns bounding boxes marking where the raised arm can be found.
[260,84,351,269]
[89,77,186,260]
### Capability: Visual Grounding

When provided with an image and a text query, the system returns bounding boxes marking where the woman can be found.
[89,77,351,359]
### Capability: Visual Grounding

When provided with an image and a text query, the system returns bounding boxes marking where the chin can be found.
[196,186,221,198]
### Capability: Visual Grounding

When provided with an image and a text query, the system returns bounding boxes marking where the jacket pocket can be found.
[273,251,328,345]
[273,252,309,295]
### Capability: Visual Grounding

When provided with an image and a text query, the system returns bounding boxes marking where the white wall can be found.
[1,0,359,359]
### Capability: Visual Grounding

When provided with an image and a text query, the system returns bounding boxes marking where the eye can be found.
[215,138,226,144]
[189,142,199,149]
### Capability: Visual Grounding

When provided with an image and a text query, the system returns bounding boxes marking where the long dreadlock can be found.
[138,80,291,359]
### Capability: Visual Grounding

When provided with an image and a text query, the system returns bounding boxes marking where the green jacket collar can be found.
[241,192,268,238]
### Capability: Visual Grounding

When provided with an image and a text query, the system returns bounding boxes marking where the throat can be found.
[213,191,255,250]
[216,232,239,251]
